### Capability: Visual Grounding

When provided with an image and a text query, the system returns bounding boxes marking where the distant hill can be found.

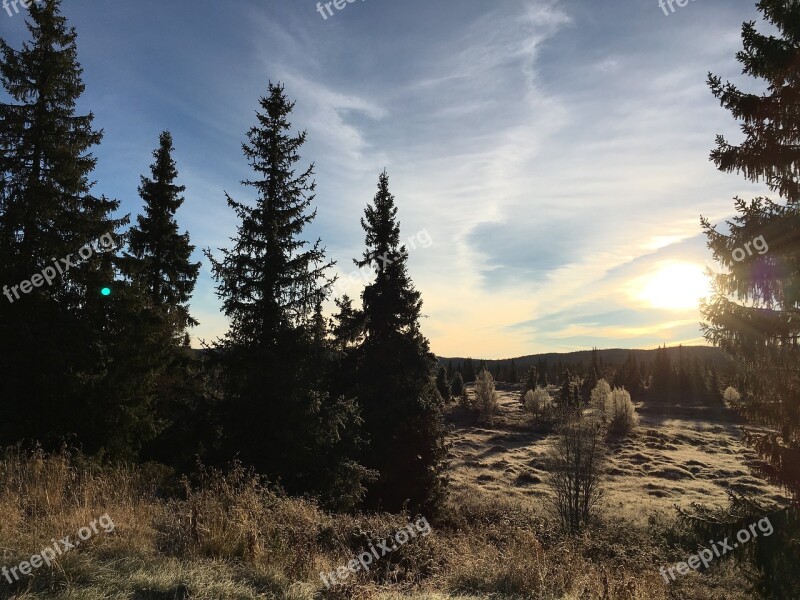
[439,345,731,371]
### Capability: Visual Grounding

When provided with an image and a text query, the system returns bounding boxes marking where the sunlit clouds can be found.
[633,262,712,311]
[2,0,771,358]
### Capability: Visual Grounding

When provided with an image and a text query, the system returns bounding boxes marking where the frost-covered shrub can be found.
[606,387,638,435]
[723,386,741,408]
[590,379,612,412]
[475,369,498,423]
[524,387,553,417]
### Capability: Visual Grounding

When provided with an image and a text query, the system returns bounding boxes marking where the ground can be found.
[0,384,789,600]
[446,383,789,526]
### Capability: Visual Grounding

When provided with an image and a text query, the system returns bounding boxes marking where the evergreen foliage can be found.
[450,371,465,397]
[205,83,370,508]
[474,368,498,424]
[0,0,143,456]
[436,365,451,401]
[121,131,208,467]
[702,0,800,501]
[346,170,448,514]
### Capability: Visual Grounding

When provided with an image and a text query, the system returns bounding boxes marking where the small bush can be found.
[474,369,498,423]
[606,387,638,435]
[524,387,553,417]
[546,416,605,532]
[589,379,612,412]
[590,381,638,435]
[723,386,741,408]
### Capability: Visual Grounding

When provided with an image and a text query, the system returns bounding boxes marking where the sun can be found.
[636,262,711,310]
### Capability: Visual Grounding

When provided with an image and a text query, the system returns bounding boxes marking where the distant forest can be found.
[439,346,733,407]
[442,345,730,378]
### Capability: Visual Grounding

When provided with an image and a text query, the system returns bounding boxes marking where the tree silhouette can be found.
[349,170,448,513]
[206,83,369,506]
[0,0,134,453]
[702,0,800,503]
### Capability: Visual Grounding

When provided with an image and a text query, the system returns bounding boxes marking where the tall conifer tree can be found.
[702,0,800,502]
[206,83,369,506]
[122,132,207,466]
[436,365,451,401]
[0,0,128,450]
[125,131,200,343]
[351,171,447,513]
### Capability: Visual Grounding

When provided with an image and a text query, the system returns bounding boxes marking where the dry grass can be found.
[0,381,786,600]
[446,386,788,523]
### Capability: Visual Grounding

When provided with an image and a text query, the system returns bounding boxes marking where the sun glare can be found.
[636,263,711,310]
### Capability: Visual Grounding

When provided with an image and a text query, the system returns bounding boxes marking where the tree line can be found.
[0,0,446,514]
[442,346,730,406]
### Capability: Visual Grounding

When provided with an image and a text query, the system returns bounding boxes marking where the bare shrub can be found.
[474,369,498,423]
[546,416,605,532]
[524,387,553,418]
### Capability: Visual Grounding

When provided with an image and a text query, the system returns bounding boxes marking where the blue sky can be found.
[0,0,773,358]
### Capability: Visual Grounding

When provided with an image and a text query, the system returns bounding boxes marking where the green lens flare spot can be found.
[101,287,111,296]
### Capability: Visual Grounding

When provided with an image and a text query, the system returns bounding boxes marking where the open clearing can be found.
[446,385,789,525]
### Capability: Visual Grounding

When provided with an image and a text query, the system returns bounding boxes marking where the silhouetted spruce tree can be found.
[614,351,641,397]
[559,369,581,413]
[330,294,365,354]
[581,366,599,404]
[652,345,674,400]
[464,358,476,382]
[450,371,465,397]
[520,365,538,401]
[310,298,375,510]
[436,365,451,401]
[206,83,369,507]
[352,170,447,513]
[690,358,705,403]
[121,131,207,468]
[537,359,550,386]
[125,131,200,342]
[509,358,518,383]
[708,365,724,404]
[492,361,500,381]
[329,294,365,422]
[702,0,800,502]
[0,0,135,453]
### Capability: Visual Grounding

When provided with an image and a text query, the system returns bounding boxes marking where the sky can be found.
[0,0,775,359]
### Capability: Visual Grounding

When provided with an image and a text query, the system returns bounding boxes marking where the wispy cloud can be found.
[19,0,768,356]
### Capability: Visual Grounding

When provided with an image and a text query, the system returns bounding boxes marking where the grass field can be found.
[448,384,788,524]
[0,384,788,599]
